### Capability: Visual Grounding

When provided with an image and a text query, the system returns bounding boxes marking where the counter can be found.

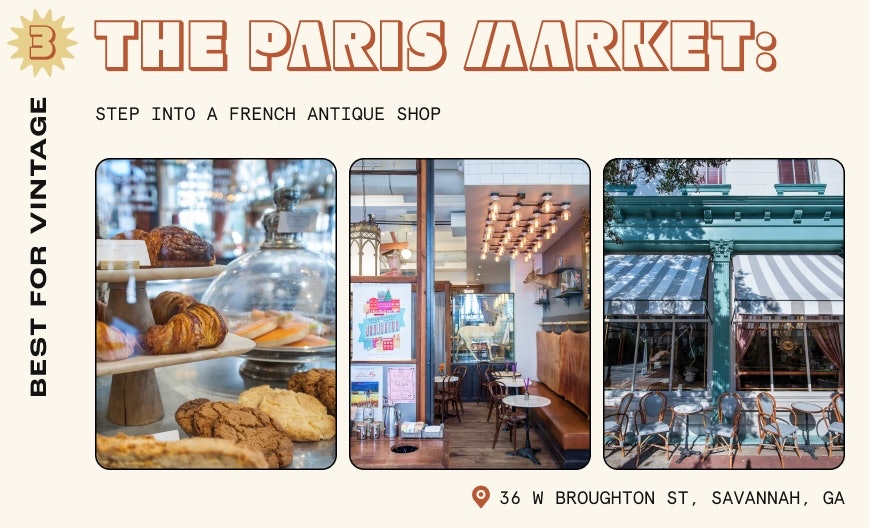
[350,435,450,469]
[96,355,336,469]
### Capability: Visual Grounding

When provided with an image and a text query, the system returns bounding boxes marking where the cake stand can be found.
[96,265,255,426]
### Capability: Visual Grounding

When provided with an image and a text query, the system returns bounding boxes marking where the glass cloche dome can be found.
[201,187,336,380]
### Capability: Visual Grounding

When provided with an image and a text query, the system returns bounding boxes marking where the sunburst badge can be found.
[9,10,76,76]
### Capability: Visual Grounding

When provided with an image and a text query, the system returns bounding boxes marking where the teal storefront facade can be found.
[603,187,844,445]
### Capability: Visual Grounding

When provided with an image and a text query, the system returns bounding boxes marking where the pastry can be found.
[234,317,280,339]
[179,399,294,468]
[96,433,269,469]
[174,397,211,436]
[253,321,309,347]
[211,406,295,468]
[184,303,228,348]
[146,225,216,267]
[113,225,215,268]
[240,385,337,442]
[141,310,203,355]
[150,291,197,325]
[287,368,337,416]
[96,320,137,361]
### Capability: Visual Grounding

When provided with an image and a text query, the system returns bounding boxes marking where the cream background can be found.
[4,1,863,524]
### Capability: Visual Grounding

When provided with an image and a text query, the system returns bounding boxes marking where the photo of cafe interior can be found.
[349,159,591,469]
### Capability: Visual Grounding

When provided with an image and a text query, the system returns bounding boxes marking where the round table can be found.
[672,403,703,463]
[791,402,823,459]
[493,371,522,379]
[502,394,551,465]
[498,378,527,395]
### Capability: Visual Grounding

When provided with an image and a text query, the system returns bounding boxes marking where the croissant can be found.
[142,311,203,355]
[184,303,228,348]
[96,320,138,361]
[150,291,197,325]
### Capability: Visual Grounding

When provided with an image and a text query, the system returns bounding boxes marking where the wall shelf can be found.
[554,290,583,306]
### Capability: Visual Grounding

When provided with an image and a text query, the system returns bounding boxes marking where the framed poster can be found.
[386,367,416,404]
[350,365,383,422]
[352,283,412,361]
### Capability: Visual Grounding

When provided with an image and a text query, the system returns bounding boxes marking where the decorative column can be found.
[709,240,733,403]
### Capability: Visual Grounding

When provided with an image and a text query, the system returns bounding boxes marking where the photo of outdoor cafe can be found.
[602,159,844,469]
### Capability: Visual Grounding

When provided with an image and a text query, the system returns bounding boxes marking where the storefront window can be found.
[735,317,843,391]
[604,317,707,391]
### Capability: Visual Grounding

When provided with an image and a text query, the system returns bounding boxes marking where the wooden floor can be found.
[440,396,559,469]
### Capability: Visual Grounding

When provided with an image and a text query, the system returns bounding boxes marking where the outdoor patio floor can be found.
[604,439,844,469]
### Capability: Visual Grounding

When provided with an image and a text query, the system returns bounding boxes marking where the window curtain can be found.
[809,323,844,383]
[735,321,761,363]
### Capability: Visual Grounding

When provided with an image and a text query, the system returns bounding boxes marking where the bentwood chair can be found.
[452,365,468,414]
[822,392,844,457]
[603,392,634,456]
[634,391,673,467]
[434,375,462,423]
[702,392,743,468]
[488,380,523,451]
[755,392,801,467]
[476,362,492,404]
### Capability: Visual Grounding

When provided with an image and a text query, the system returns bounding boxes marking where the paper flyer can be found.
[6,0,863,524]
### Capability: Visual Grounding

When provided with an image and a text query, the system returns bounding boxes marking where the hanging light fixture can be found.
[350,165,381,276]
[479,190,572,261]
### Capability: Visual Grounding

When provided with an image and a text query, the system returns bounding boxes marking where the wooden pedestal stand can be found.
[104,280,163,425]
[97,265,229,426]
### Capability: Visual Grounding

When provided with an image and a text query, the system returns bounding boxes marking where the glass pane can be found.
[604,320,638,390]
[450,293,514,364]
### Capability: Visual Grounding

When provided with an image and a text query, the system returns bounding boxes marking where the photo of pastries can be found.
[96,159,336,469]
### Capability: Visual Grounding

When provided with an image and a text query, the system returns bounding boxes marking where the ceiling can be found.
[349,159,590,285]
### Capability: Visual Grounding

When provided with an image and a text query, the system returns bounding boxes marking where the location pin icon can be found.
[472,485,490,508]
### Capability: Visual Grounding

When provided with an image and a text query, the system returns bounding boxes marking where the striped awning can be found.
[733,254,844,316]
[604,254,710,316]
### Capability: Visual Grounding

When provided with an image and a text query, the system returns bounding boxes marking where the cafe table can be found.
[498,377,527,395]
[791,401,823,459]
[672,402,704,463]
[502,394,550,465]
[493,370,522,379]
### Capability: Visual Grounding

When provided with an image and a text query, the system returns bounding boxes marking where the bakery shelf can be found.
[97,332,255,377]
[96,265,225,283]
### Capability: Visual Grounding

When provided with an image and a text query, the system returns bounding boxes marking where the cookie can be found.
[211,406,295,468]
[258,389,337,442]
[238,384,274,410]
[286,368,337,416]
[175,398,211,436]
[191,400,243,437]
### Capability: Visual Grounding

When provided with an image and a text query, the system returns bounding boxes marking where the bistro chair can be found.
[702,392,743,468]
[434,374,462,423]
[755,392,801,468]
[476,362,492,404]
[634,391,673,467]
[603,392,634,456]
[822,392,844,457]
[488,380,523,452]
[452,365,468,414]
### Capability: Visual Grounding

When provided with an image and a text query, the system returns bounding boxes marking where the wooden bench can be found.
[528,329,591,469]
[528,382,590,468]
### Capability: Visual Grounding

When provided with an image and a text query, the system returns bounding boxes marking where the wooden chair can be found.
[476,362,492,404]
[702,392,743,468]
[604,392,634,456]
[488,380,523,451]
[434,374,462,423]
[822,392,844,457]
[452,365,468,414]
[634,391,673,467]
[755,392,801,467]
